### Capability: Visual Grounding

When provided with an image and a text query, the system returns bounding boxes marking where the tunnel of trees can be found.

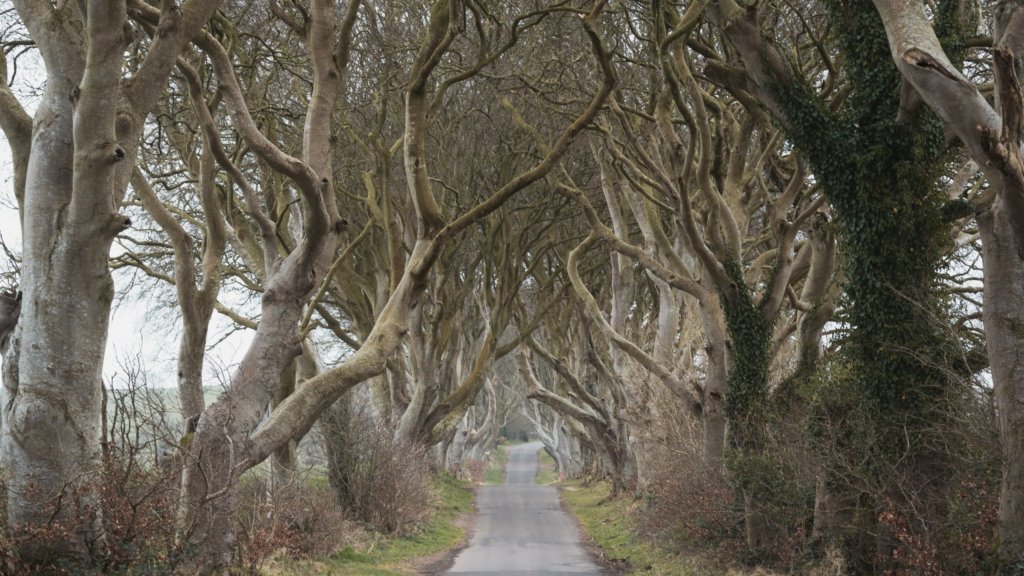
[0,0,1020,573]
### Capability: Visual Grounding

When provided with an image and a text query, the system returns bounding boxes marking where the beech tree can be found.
[869,0,1024,563]
[0,0,1006,572]
[123,1,616,570]
[0,0,613,569]
[708,0,985,566]
[0,0,222,561]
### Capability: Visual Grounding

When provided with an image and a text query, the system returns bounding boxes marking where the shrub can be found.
[639,386,817,570]
[236,471,350,572]
[644,461,743,551]
[459,458,488,483]
[805,357,1004,574]
[870,472,999,576]
[0,372,182,574]
[0,450,180,575]
[320,412,432,535]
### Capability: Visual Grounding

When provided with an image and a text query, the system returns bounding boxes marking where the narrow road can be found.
[446,441,603,575]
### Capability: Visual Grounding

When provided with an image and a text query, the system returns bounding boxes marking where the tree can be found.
[124,1,617,569]
[870,0,1024,564]
[0,0,222,560]
[709,0,977,565]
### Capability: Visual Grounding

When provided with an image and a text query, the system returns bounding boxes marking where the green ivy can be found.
[721,261,772,430]
[765,0,961,467]
[720,260,776,515]
[717,4,977,559]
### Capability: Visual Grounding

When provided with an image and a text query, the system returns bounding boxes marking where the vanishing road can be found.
[446,441,603,575]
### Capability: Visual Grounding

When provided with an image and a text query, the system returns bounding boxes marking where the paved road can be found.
[446,441,603,575]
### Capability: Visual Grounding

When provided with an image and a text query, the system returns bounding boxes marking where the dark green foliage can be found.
[751,0,979,568]
[720,262,783,552]
[942,196,975,222]
[934,0,979,68]
[726,450,808,512]
[770,0,959,462]
[721,261,772,432]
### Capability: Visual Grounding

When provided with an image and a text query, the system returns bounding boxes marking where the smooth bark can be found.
[978,198,1024,561]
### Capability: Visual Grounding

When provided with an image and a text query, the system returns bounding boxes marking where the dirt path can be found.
[445,441,603,575]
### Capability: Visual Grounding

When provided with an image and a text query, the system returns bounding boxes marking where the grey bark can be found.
[0,1,222,561]
[979,198,1024,562]
[700,303,728,467]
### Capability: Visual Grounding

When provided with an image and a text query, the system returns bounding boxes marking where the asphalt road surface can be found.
[446,441,603,575]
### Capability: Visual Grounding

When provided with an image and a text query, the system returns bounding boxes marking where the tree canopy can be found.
[0,0,1019,573]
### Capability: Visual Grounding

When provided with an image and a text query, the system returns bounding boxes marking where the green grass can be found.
[483,444,509,485]
[560,479,728,576]
[535,448,556,485]
[268,474,473,575]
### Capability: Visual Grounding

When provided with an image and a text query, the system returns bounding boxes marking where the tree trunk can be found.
[1,11,114,560]
[448,427,468,470]
[177,297,306,573]
[177,325,210,429]
[321,389,358,509]
[394,305,432,443]
[272,353,300,487]
[720,273,776,554]
[701,303,728,469]
[978,197,1024,564]
[556,422,584,479]
[811,468,854,544]
[0,1,224,564]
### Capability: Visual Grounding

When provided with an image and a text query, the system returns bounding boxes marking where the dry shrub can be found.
[639,408,746,556]
[803,544,848,576]
[0,370,184,574]
[810,364,1003,574]
[236,472,350,573]
[639,381,821,570]
[868,471,999,576]
[0,450,181,575]
[459,458,487,483]
[0,361,360,574]
[643,456,743,550]
[320,412,432,535]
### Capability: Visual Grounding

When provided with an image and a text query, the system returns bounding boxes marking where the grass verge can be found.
[535,448,556,485]
[560,479,728,575]
[483,444,509,485]
[267,474,473,575]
